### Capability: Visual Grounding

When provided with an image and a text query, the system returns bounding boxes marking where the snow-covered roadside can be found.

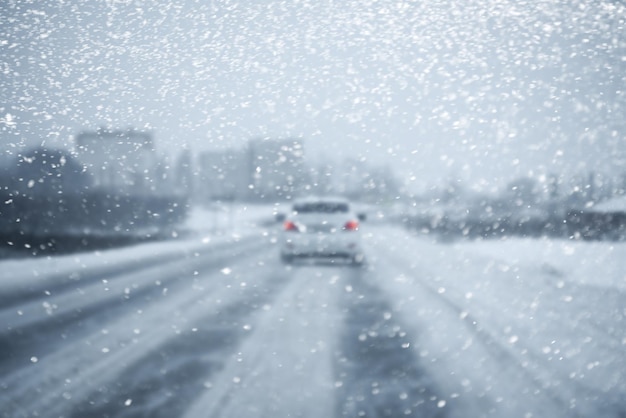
[457,237,626,290]
[366,227,626,417]
[0,236,283,418]
[0,204,277,295]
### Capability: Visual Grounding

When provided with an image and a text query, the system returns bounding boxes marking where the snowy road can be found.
[1,216,625,417]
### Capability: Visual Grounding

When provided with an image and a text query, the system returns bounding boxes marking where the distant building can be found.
[174,149,194,195]
[195,138,308,203]
[2,146,93,196]
[307,162,335,196]
[74,128,159,194]
[197,149,248,202]
[335,158,401,201]
[247,138,307,201]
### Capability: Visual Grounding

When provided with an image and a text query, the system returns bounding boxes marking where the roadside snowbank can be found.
[368,228,626,417]
[0,204,277,294]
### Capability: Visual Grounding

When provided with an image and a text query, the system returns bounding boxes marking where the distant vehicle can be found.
[279,196,365,265]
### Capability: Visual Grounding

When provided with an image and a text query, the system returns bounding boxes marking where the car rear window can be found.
[293,202,349,214]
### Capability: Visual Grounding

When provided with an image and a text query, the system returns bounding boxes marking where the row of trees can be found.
[0,146,189,253]
[400,172,626,241]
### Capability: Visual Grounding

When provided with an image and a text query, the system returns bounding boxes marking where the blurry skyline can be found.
[1,0,625,191]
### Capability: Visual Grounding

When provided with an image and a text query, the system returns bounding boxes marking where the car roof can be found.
[291,195,350,206]
[289,196,353,215]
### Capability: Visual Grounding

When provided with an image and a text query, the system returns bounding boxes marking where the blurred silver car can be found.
[279,197,365,265]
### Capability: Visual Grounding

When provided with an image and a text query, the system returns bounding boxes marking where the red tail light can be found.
[344,220,359,231]
[284,220,299,232]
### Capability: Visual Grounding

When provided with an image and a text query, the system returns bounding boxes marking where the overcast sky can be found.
[1,0,625,190]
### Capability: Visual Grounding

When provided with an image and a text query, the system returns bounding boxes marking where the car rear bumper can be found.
[280,233,362,257]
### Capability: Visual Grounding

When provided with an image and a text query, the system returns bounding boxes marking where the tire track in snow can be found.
[182,264,344,418]
[374,228,626,417]
[334,267,449,417]
[0,235,262,314]
[367,227,581,417]
[65,267,294,418]
[0,237,267,378]
[0,238,283,418]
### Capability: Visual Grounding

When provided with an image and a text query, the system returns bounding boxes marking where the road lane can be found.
[1,223,624,417]
[365,225,626,417]
[183,264,342,418]
[0,234,282,417]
